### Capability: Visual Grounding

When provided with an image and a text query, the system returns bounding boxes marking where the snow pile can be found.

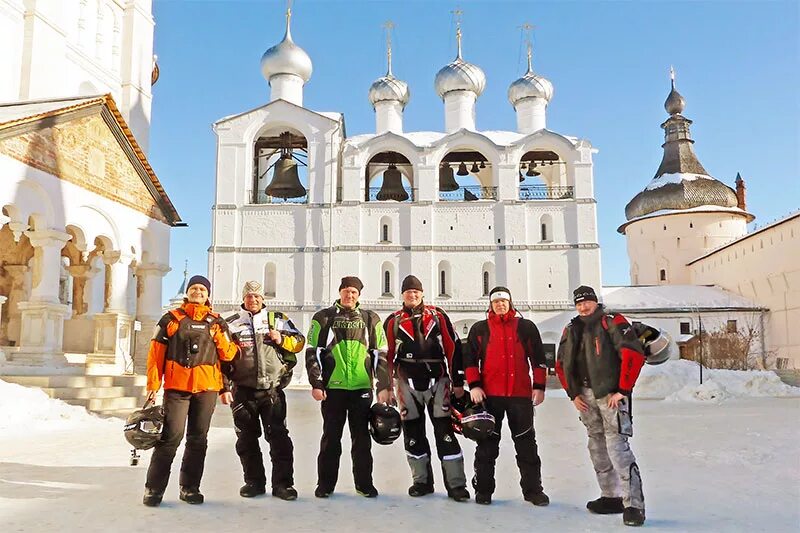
[634,359,800,402]
[0,379,116,434]
[645,172,714,190]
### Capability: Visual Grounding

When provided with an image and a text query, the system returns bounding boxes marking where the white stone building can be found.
[619,75,799,368]
[0,0,180,383]
[209,12,601,358]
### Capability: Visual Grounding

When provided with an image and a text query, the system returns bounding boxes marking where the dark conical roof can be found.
[624,74,738,221]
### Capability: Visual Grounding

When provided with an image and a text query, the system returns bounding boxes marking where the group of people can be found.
[141,273,647,527]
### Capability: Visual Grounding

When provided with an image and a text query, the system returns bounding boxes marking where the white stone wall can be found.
[0,0,154,150]
[625,211,748,285]
[689,215,800,368]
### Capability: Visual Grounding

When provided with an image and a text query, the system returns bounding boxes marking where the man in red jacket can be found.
[464,286,549,506]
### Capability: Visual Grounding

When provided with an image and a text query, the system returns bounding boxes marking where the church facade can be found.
[0,0,180,378]
[208,11,601,355]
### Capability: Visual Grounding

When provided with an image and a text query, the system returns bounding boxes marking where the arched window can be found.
[481,262,495,297]
[383,270,391,296]
[264,263,277,298]
[539,214,553,242]
[379,216,392,243]
[438,260,452,297]
[659,269,667,282]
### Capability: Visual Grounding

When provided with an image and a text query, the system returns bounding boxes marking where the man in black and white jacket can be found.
[222,280,305,501]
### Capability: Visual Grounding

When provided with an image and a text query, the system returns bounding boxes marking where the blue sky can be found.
[148,0,799,299]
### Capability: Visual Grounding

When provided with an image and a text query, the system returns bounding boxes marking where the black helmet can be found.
[451,397,495,441]
[636,324,673,365]
[123,404,164,450]
[460,405,496,441]
[369,403,401,445]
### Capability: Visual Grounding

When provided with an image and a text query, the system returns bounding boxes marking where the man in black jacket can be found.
[384,275,469,502]
[556,285,646,527]
[222,281,305,501]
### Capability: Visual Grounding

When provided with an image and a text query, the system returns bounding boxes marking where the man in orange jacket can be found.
[142,275,238,507]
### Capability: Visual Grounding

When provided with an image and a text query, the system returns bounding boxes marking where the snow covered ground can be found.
[1,364,799,532]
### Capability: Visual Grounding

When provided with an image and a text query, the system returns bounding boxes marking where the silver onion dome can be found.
[508,49,553,107]
[260,9,312,83]
[368,37,410,108]
[369,74,410,108]
[434,28,486,98]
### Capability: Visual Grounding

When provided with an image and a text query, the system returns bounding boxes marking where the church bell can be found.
[266,153,306,199]
[376,164,409,201]
[439,163,459,192]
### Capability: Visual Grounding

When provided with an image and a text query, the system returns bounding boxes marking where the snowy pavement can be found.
[1,388,798,532]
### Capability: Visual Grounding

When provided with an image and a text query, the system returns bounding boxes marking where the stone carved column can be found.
[2,265,28,346]
[132,263,170,374]
[26,229,71,304]
[14,230,72,364]
[103,250,135,314]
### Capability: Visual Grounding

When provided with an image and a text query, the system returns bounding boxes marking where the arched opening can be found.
[540,214,553,242]
[659,269,667,282]
[438,261,452,297]
[0,218,35,347]
[379,216,392,243]
[518,150,571,200]
[254,129,309,204]
[439,150,493,201]
[481,262,495,297]
[380,261,396,297]
[264,262,277,298]
[366,151,413,202]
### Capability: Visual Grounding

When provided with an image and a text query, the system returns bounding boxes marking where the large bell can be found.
[526,164,541,177]
[376,164,409,201]
[266,155,306,199]
[464,188,479,201]
[456,162,469,176]
[439,164,459,192]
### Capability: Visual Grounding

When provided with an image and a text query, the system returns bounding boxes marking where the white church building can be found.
[209,11,601,359]
[0,0,181,385]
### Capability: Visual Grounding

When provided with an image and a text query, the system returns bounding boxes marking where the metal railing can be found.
[519,185,574,200]
[252,189,309,204]
[439,186,498,202]
[366,186,415,202]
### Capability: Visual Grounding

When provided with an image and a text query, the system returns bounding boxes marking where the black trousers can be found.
[232,386,294,489]
[317,388,373,492]
[473,396,543,497]
[145,389,217,493]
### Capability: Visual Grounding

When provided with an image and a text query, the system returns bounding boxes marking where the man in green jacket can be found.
[306,276,390,499]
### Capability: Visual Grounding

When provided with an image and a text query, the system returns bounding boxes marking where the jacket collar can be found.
[181,302,213,321]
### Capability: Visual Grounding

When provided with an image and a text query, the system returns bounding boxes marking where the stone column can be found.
[103,250,135,314]
[85,251,136,374]
[2,265,28,346]
[132,263,169,374]
[13,230,72,365]
[61,264,96,354]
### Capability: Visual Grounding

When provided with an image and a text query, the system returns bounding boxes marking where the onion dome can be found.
[624,71,739,221]
[508,46,553,107]
[368,40,410,108]
[434,27,486,98]
[260,9,312,83]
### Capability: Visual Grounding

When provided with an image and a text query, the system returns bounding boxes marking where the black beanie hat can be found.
[573,285,598,304]
[187,275,211,294]
[339,276,364,293]
[401,275,424,293]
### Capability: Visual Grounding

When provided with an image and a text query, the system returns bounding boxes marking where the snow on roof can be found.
[480,130,526,146]
[645,172,714,191]
[600,285,764,312]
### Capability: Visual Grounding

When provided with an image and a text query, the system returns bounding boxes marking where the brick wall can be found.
[0,113,168,223]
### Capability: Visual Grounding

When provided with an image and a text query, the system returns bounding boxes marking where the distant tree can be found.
[684,314,773,370]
